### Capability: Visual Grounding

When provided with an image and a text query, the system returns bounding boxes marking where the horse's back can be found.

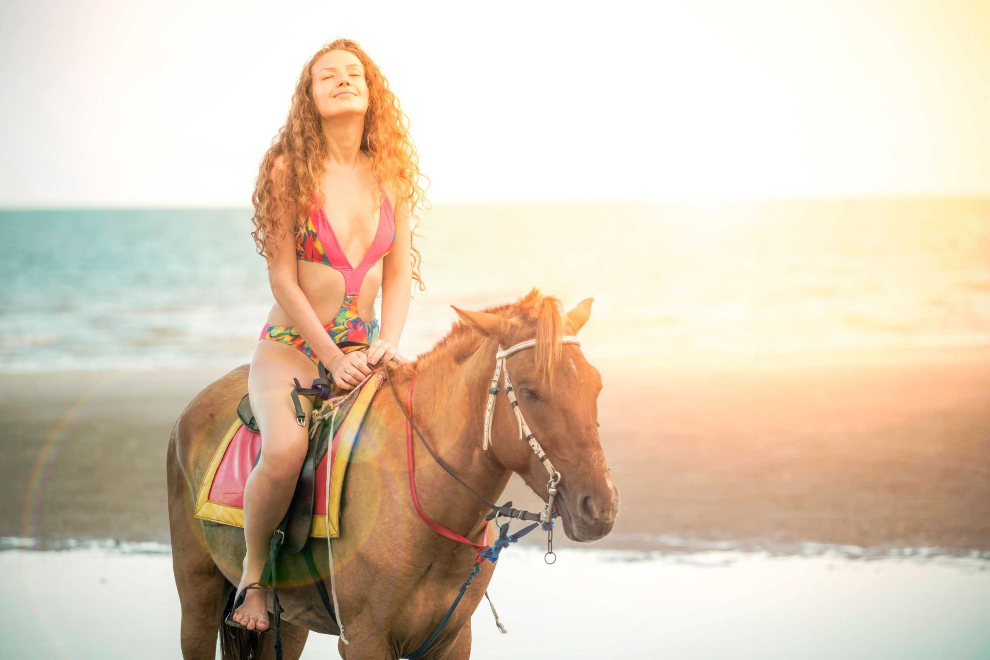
[169,364,250,500]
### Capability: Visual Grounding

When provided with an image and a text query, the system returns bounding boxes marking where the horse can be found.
[166,288,620,659]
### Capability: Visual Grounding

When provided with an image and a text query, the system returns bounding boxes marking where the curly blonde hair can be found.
[250,38,428,292]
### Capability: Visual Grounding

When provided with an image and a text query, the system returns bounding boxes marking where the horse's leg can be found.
[167,435,235,659]
[331,625,472,660]
[388,624,471,660]
[337,634,398,660]
[435,624,472,660]
[252,620,310,660]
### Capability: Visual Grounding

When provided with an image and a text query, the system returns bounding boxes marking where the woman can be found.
[228,39,427,632]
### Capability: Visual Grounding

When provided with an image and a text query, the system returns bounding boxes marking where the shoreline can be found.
[3,340,988,376]
[3,534,989,564]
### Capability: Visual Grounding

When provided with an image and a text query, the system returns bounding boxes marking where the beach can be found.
[3,199,990,656]
[5,343,989,556]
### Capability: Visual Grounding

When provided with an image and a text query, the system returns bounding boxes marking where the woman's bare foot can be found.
[230,558,269,631]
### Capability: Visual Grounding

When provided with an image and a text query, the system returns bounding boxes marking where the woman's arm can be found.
[378,185,413,349]
[265,156,346,369]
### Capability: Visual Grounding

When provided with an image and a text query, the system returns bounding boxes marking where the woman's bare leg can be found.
[229,340,318,631]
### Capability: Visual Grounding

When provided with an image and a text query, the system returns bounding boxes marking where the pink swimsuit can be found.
[259,158,397,364]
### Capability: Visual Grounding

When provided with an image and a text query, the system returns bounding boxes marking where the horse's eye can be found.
[521,388,539,401]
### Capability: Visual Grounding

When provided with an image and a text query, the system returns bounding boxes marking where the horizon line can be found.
[2,192,990,211]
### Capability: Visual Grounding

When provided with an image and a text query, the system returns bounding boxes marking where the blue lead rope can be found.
[403,519,547,659]
[479,521,541,564]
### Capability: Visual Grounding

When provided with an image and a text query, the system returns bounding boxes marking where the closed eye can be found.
[520,388,540,401]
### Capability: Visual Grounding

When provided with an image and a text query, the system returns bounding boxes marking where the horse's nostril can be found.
[580,494,596,518]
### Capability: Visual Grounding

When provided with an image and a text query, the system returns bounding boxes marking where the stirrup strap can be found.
[255,517,288,659]
[290,362,334,425]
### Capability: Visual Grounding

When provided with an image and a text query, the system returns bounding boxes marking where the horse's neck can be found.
[405,343,512,536]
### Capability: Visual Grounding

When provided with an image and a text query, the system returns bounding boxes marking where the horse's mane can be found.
[390,287,567,389]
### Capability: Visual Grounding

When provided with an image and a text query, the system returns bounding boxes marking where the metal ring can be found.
[544,551,556,565]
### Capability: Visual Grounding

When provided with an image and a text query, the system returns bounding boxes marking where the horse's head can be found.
[451,291,619,542]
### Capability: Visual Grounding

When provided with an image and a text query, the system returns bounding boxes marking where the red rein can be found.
[405,375,489,562]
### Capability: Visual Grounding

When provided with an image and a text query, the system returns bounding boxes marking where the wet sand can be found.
[5,545,989,659]
[2,345,989,554]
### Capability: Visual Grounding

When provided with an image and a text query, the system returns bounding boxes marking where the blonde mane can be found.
[391,288,568,390]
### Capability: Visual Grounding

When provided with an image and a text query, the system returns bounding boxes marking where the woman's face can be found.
[311,49,369,119]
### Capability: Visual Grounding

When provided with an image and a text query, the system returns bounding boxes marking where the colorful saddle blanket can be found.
[193,372,384,539]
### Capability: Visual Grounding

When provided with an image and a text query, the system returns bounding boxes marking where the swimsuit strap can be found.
[306,185,395,295]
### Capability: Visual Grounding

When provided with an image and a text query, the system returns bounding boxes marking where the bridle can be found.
[383,334,581,563]
[483,336,581,562]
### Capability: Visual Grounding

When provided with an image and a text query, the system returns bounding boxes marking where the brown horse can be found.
[167,289,619,659]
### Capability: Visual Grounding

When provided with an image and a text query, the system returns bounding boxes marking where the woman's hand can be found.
[366,338,397,366]
[328,351,373,390]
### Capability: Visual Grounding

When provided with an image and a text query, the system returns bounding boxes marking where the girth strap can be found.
[302,543,338,627]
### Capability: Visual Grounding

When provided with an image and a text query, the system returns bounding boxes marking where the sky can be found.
[1,0,988,206]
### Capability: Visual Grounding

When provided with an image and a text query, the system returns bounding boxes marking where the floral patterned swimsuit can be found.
[259,172,396,366]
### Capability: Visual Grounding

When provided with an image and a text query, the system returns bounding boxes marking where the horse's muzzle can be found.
[557,476,619,542]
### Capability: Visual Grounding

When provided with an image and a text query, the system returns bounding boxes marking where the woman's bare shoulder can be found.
[383,178,411,224]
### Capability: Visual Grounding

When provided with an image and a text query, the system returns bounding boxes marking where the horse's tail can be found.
[218,581,262,660]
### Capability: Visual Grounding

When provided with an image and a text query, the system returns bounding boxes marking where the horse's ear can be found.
[451,305,517,344]
[564,297,594,334]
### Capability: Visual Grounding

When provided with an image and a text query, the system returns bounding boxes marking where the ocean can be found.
[1,198,988,372]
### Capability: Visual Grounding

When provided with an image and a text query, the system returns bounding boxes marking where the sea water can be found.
[1,198,989,372]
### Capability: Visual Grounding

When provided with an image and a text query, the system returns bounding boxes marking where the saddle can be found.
[193,366,385,553]
[238,387,346,555]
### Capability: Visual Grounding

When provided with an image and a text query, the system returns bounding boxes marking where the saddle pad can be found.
[193,372,383,538]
